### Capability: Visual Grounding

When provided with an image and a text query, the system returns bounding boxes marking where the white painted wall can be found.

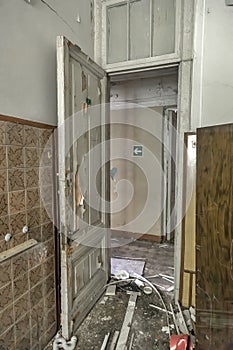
[110,74,178,236]
[0,0,94,125]
[191,0,233,129]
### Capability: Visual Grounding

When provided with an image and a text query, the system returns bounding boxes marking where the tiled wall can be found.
[0,120,57,350]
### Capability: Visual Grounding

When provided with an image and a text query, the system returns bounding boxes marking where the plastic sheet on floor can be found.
[111,257,145,277]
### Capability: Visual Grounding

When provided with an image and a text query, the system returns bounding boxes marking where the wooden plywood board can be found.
[180,134,196,308]
[196,124,233,349]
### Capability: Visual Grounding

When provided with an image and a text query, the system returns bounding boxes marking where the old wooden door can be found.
[196,124,233,349]
[57,36,110,340]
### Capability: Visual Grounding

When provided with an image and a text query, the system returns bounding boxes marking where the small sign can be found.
[133,145,143,157]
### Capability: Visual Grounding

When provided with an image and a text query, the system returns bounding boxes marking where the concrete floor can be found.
[46,238,175,350]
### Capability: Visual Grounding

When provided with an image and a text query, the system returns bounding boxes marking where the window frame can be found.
[99,0,182,72]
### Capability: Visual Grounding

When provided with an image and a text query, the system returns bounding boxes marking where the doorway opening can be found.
[108,67,178,269]
[73,67,179,350]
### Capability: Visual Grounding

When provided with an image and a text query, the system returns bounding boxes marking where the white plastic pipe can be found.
[53,334,77,350]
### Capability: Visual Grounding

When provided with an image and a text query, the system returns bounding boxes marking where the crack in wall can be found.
[40,0,76,35]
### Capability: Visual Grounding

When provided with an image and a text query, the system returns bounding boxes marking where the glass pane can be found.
[153,0,176,56]
[129,0,150,60]
[107,4,128,64]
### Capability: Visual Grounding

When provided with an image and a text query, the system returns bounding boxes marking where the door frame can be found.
[163,107,178,241]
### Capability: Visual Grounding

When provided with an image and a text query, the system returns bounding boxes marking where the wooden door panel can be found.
[196,124,233,349]
[57,36,110,340]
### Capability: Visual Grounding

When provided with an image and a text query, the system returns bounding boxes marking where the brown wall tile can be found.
[39,167,53,187]
[0,326,15,350]
[0,170,7,193]
[40,185,53,206]
[15,334,30,350]
[42,256,55,279]
[9,212,26,234]
[27,208,41,228]
[8,169,25,191]
[0,283,13,310]
[28,244,46,269]
[28,226,41,242]
[39,129,52,149]
[0,239,11,254]
[0,305,14,336]
[12,233,27,247]
[25,147,39,167]
[14,292,30,323]
[44,272,55,296]
[44,290,56,312]
[29,265,42,289]
[0,259,12,289]
[41,204,53,224]
[9,191,25,214]
[0,193,8,216]
[0,121,5,144]
[30,324,39,348]
[13,273,29,301]
[39,148,53,167]
[45,322,57,345]
[25,168,39,188]
[44,238,54,258]
[0,146,7,169]
[26,188,39,209]
[5,123,24,146]
[15,313,30,341]
[12,254,29,279]
[7,146,24,168]
[24,126,39,148]
[43,309,56,337]
[0,215,10,237]
[41,222,54,242]
[30,300,43,328]
[30,282,43,307]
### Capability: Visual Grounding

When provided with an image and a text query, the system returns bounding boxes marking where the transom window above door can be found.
[99,0,181,70]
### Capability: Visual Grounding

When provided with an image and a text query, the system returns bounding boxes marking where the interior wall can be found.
[110,74,178,237]
[0,0,94,125]
[191,0,233,129]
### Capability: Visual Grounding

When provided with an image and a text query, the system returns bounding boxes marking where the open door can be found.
[57,36,110,340]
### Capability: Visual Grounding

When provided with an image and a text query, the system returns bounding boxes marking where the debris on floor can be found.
[74,241,175,350]
[111,257,146,277]
[52,334,77,350]
[47,241,194,350]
